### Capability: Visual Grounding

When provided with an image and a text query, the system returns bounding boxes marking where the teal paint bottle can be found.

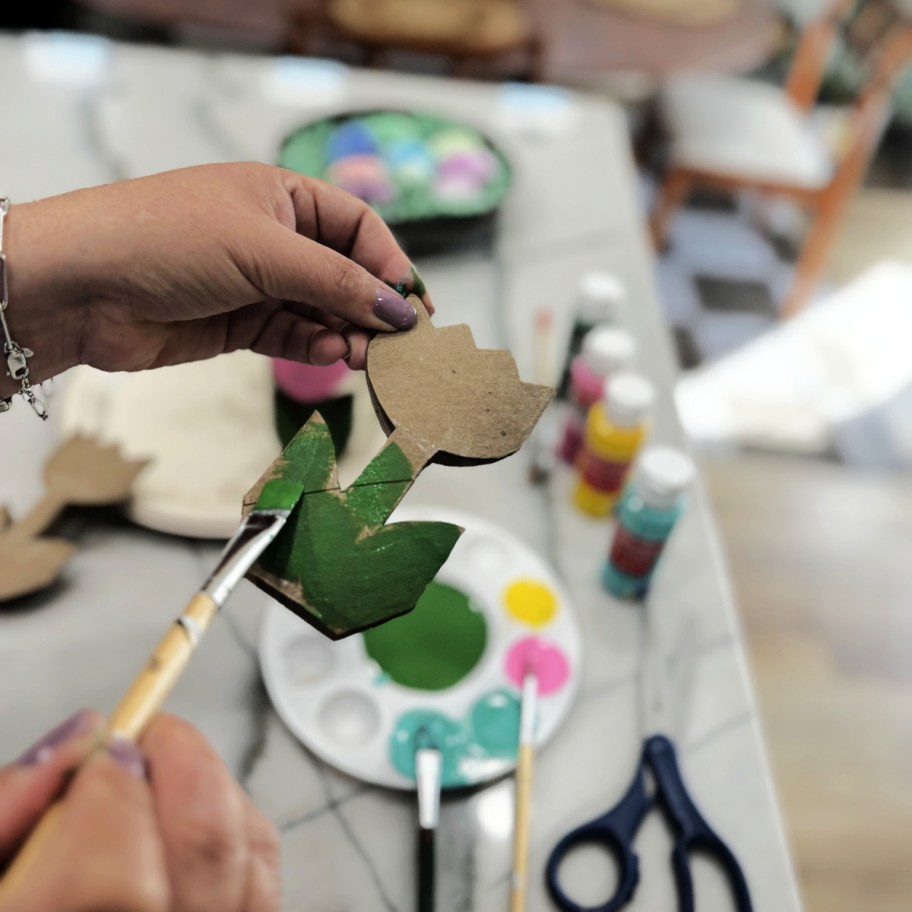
[602,447,694,600]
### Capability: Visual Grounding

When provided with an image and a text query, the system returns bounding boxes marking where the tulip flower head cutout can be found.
[244,297,553,639]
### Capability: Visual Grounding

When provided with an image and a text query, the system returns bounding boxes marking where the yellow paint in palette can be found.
[504,579,558,627]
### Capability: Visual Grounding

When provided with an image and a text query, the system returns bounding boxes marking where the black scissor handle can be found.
[647,735,753,912]
[545,771,650,912]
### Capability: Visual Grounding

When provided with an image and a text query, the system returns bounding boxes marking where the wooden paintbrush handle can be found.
[0,592,218,901]
[0,803,64,901]
[108,592,219,739]
[510,743,535,912]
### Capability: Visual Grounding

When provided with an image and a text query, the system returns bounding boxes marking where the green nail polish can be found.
[410,265,427,297]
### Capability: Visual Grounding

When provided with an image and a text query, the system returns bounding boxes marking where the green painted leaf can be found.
[251,414,461,638]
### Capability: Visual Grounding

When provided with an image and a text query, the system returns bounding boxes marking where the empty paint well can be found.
[363,581,487,691]
[464,537,511,575]
[318,690,381,746]
[284,636,335,685]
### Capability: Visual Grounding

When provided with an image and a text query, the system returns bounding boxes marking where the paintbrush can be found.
[0,476,305,898]
[415,725,442,912]
[510,655,539,912]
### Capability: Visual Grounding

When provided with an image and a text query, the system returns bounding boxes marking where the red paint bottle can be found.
[602,447,694,599]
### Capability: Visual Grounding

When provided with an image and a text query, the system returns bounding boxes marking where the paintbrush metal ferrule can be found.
[202,478,303,606]
[416,746,442,830]
[201,510,290,607]
[519,670,538,747]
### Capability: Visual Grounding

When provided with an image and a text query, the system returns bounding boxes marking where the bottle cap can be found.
[635,446,694,509]
[582,326,636,377]
[576,272,625,324]
[604,372,654,427]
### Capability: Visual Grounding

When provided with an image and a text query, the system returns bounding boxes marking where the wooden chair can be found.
[649,0,912,317]
[287,0,542,81]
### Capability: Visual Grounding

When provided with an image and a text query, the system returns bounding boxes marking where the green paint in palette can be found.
[363,581,487,691]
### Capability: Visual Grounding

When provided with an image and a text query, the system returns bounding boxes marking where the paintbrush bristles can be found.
[519,672,538,748]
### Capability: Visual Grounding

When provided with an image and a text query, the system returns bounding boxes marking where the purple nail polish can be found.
[107,737,147,780]
[374,287,416,330]
[16,709,94,767]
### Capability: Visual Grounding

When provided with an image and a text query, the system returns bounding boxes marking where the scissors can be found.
[545,613,753,912]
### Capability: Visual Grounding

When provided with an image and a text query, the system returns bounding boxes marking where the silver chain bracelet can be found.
[0,197,47,419]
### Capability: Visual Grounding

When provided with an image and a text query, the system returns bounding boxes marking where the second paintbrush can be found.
[510,655,539,912]
[415,726,443,912]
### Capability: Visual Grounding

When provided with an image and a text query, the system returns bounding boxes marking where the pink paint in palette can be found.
[506,638,570,696]
[258,508,582,789]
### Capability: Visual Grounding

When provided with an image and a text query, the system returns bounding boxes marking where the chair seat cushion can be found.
[661,73,834,189]
[327,0,530,53]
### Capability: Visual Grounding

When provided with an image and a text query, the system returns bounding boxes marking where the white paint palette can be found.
[259,508,582,789]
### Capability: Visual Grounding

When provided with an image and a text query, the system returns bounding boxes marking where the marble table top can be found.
[0,32,801,911]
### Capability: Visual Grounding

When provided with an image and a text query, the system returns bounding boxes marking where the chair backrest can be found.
[833,15,912,182]
[782,0,912,186]
[784,0,855,109]
[785,0,912,107]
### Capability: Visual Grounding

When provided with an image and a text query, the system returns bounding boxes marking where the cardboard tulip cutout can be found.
[0,437,147,602]
[245,298,553,639]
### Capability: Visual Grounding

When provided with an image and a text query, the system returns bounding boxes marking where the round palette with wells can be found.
[259,508,581,789]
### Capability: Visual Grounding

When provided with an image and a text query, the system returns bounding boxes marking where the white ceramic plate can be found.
[259,508,582,790]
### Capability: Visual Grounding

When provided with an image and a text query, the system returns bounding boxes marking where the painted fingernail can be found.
[374,286,416,330]
[16,709,95,767]
[106,736,147,780]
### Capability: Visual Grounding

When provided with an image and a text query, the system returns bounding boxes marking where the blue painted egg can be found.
[326,121,377,163]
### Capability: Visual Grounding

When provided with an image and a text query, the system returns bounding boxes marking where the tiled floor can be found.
[651,187,794,366]
[652,139,912,374]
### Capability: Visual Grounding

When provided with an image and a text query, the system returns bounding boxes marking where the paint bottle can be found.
[602,446,694,599]
[557,272,626,399]
[573,372,654,517]
[559,326,636,465]
[272,358,353,452]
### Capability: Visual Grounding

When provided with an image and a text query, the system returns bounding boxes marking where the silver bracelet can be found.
[0,197,47,419]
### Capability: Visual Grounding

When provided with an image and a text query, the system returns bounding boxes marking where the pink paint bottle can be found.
[560,327,636,465]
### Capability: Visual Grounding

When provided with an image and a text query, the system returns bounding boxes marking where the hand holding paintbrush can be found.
[0,475,304,900]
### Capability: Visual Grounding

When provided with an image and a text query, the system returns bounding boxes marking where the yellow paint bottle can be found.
[574,372,654,517]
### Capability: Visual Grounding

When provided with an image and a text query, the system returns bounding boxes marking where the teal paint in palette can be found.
[602,447,694,600]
